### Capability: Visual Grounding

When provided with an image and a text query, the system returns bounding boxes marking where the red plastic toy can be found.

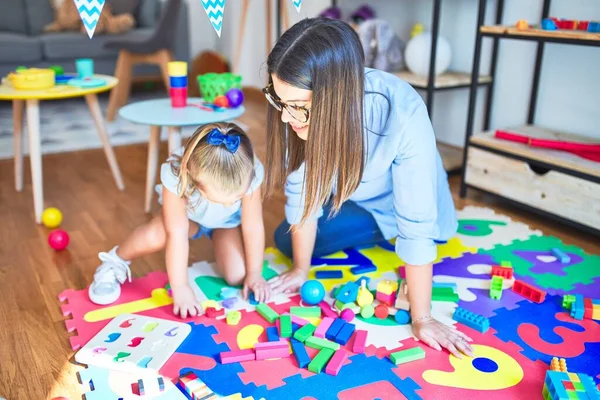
[512,280,546,303]
[491,265,513,279]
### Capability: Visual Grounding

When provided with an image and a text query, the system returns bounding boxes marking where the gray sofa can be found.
[0,0,189,79]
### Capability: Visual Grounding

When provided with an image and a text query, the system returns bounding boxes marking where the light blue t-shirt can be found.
[157,147,264,229]
[284,68,458,266]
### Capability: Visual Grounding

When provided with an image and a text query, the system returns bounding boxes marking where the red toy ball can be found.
[214,95,230,108]
[48,229,70,251]
[225,88,244,107]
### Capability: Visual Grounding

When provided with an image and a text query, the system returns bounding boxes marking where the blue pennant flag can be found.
[201,0,226,37]
[73,0,106,39]
[292,0,302,13]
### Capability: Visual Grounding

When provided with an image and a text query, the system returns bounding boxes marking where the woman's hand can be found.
[172,284,203,319]
[268,268,308,294]
[243,272,271,303]
[412,316,474,358]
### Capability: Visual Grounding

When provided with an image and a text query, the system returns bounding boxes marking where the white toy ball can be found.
[404,32,452,77]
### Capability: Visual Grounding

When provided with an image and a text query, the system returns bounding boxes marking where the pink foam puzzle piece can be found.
[159,353,217,381]
[58,271,196,350]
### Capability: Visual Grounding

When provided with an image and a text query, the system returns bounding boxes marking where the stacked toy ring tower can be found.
[168,61,188,108]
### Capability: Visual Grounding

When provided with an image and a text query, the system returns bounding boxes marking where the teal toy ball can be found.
[300,280,325,305]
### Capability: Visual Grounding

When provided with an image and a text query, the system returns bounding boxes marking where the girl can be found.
[264,18,474,359]
[88,123,270,318]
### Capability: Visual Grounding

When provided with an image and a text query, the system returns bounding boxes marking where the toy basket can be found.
[197,72,242,103]
[8,68,55,90]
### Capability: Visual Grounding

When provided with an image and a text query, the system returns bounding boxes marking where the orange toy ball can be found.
[214,95,230,108]
[374,304,389,319]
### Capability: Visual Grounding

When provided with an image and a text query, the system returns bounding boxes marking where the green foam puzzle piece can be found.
[482,235,600,291]
[458,219,506,236]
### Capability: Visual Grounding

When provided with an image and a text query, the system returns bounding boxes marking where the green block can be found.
[334,300,345,310]
[290,306,321,318]
[490,275,503,300]
[293,323,316,342]
[431,288,459,302]
[305,336,340,351]
[562,294,575,310]
[308,348,335,373]
[566,390,578,399]
[256,303,279,323]
[389,347,425,365]
[280,314,292,338]
[572,380,584,391]
[500,260,512,267]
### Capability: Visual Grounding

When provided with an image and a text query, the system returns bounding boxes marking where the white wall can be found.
[187,0,600,147]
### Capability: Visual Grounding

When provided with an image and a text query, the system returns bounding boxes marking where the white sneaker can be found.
[88,246,132,305]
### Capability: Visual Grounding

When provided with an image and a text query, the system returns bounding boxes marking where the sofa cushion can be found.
[0,33,43,63]
[0,0,29,34]
[136,0,160,28]
[24,0,55,35]
[41,29,154,59]
[109,0,140,16]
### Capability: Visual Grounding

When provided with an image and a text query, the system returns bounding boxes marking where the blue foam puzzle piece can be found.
[291,340,311,368]
[326,318,346,340]
[350,265,377,275]
[334,322,355,345]
[251,353,422,400]
[312,247,372,267]
[316,270,343,279]
[266,326,279,342]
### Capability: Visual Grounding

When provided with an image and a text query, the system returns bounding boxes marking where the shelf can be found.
[437,142,464,172]
[480,25,600,46]
[470,125,600,179]
[393,70,492,90]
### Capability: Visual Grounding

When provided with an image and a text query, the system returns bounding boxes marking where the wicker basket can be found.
[197,72,242,103]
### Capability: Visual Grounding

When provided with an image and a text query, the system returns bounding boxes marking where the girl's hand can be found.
[268,268,308,295]
[243,272,271,303]
[412,316,474,359]
[172,284,202,319]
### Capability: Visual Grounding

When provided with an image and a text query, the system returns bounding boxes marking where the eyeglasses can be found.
[262,83,310,123]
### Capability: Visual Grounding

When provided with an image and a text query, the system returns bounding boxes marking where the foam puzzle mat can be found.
[59,206,600,399]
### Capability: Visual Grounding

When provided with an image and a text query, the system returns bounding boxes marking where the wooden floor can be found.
[0,92,597,400]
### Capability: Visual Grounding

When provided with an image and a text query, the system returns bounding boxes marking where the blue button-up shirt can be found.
[284,68,458,265]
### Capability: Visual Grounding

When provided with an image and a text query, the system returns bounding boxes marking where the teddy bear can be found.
[44,0,135,35]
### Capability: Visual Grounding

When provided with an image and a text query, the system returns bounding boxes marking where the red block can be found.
[376,291,396,306]
[205,307,224,318]
[491,265,513,279]
[512,280,546,303]
[562,380,575,391]
[170,87,187,108]
[584,298,594,319]
[579,21,590,31]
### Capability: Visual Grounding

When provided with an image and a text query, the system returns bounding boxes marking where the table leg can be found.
[13,100,24,192]
[168,127,182,154]
[26,99,43,224]
[145,126,161,213]
[85,93,125,191]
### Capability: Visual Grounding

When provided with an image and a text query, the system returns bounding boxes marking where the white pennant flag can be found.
[201,0,226,37]
[292,0,303,13]
[73,0,106,39]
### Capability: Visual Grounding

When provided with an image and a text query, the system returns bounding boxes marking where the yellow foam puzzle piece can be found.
[84,288,172,323]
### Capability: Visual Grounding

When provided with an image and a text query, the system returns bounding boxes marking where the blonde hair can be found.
[171,122,255,201]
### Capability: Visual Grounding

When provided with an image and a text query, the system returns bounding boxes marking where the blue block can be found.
[291,340,311,368]
[266,326,279,342]
[541,18,557,30]
[571,294,585,320]
[593,298,600,305]
[249,292,259,305]
[545,371,570,399]
[334,322,355,345]
[169,75,187,88]
[453,307,489,333]
[335,282,359,303]
[550,248,570,263]
[350,265,377,275]
[588,21,600,33]
[325,318,346,340]
[292,323,301,334]
[316,270,343,279]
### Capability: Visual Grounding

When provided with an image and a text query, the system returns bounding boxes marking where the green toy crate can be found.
[197,72,242,103]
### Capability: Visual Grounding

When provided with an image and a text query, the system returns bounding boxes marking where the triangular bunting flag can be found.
[201,0,226,37]
[73,0,106,39]
[292,0,302,13]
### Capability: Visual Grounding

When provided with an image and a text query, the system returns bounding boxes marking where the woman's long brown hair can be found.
[265,18,365,225]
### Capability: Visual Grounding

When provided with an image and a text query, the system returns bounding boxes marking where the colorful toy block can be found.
[395,281,410,311]
[571,294,584,320]
[220,349,255,364]
[205,307,225,318]
[178,372,217,399]
[291,339,311,368]
[256,303,279,323]
[220,287,238,299]
[453,307,490,333]
[335,281,359,303]
[549,357,568,372]
[334,322,355,345]
[431,286,459,302]
[226,310,242,326]
[500,260,512,267]
[248,292,259,305]
[432,282,458,293]
[325,318,346,340]
[350,264,377,275]
[562,294,575,310]
[584,298,594,319]
[376,279,398,295]
[389,347,425,365]
[305,336,341,351]
[550,248,570,263]
[356,280,374,307]
[542,370,600,400]
[314,317,334,338]
[201,300,218,311]
[490,275,504,300]
[279,314,292,338]
[308,347,335,374]
[491,265,513,279]
[290,306,321,318]
[512,280,546,303]
[325,349,348,376]
[293,323,316,342]
[319,301,339,319]
[376,291,396,306]
[266,326,280,342]
[222,297,237,308]
[352,330,368,353]
[290,315,310,327]
[315,270,343,279]
[255,341,290,360]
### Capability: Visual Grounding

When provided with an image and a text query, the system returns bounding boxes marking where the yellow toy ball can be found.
[42,207,63,228]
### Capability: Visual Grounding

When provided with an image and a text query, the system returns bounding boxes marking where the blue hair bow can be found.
[206,129,241,153]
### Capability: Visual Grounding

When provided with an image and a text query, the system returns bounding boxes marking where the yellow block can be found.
[568,372,580,382]
[377,279,398,295]
[84,288,172,322]
[202,300,219,311]
[168,61,187,77]
[592,307,600,320]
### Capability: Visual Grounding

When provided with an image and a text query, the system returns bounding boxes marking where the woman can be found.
[263,17,473,359]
